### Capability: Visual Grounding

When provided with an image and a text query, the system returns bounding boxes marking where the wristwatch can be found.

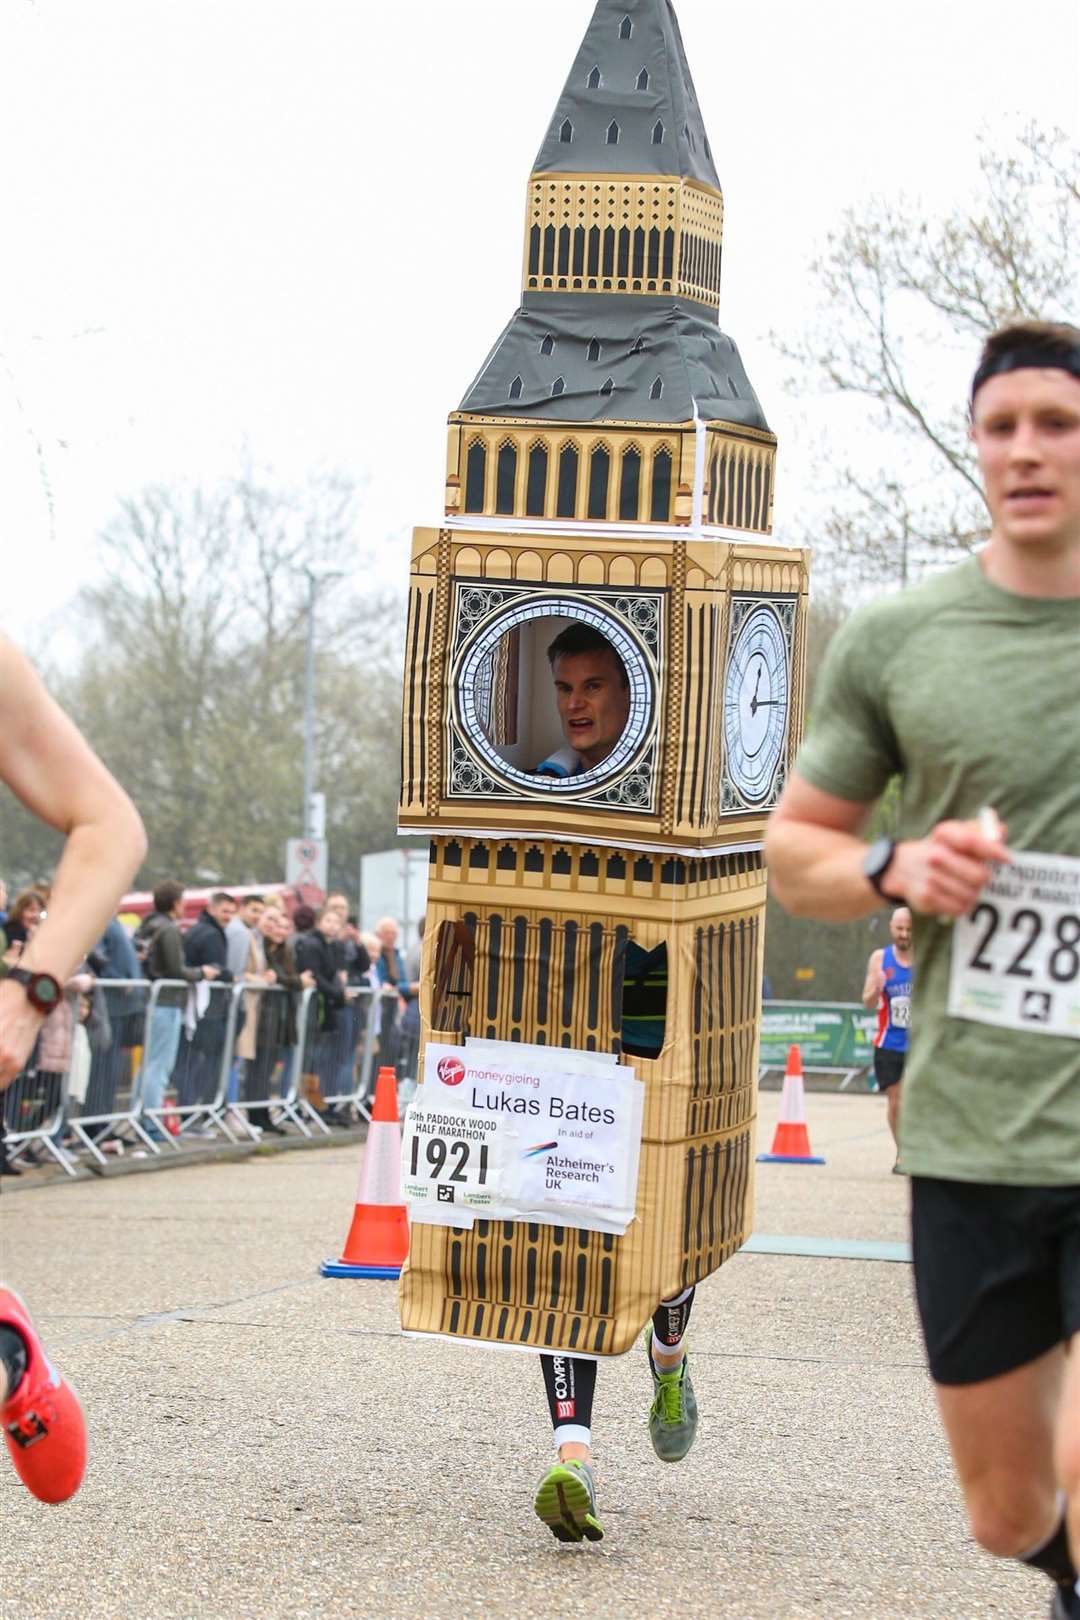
[6,967,64,1012]
[862,836,898,899]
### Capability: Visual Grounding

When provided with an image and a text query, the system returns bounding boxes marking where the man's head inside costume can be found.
[547,624,631,770]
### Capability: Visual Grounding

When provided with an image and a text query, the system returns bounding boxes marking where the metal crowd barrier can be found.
[4,976,388,1173]
[2,992,79,1177]
[291,983,380,1127]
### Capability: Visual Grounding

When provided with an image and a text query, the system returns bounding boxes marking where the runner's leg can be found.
[1056,1332,1080,1570]
[935,1349,1065,1555]
[650,1285,695,1370]
[534,1354,603,1542]
[540,1353,595,1461]
[885,1080,902,1146]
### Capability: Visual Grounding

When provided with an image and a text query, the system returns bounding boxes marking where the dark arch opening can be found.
[588,444,611,520]
[465,441,486,514]
[496,442,517,515]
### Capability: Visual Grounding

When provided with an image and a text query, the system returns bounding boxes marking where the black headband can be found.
[971,340,1080,404]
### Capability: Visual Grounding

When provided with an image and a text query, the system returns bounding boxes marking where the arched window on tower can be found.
[631,335,648,355]
[650,446,673,521]
[540,334,555,357]
[600,377,614,398]
[508,375,523,402]
[496,442,517,515]
[465,440,486,514]
[587,64,602,89]
[619,445,642,520]
[619,14,633,39]
[650,376,664,400]
[607,121,620,146]
[528,225,540,277]
[526,441,548,517]
[587,337,601,363]
[617,226,630,277]
[652,120,665,145]
[588,444,611,520]
[551,376,565,398]
[587,225,600,277]
[556,444,579,519]
[559,119,573,144]
[636,68,649,90]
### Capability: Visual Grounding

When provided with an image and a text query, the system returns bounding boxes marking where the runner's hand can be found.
[202,965,220,980]
[886,817,1010,916]
[0,979,45,1091]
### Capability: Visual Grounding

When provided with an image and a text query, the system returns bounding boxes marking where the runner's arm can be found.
[861,949,885,1009]
[766,773,1010,922]
[0,636,146,1085]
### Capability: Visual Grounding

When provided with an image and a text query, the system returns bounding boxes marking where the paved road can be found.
[1,1092,1041,1619]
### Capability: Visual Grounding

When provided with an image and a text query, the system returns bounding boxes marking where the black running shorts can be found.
[911,1177,1080,1385]
[873,1047,905,1092]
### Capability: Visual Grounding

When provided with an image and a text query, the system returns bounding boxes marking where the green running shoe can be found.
[646,1326,699,1462]
[533,1458,604,1543]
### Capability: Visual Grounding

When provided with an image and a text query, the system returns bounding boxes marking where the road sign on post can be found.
[286,837,328,906]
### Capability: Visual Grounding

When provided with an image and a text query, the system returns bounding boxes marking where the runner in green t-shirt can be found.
[765,319,1080,1620]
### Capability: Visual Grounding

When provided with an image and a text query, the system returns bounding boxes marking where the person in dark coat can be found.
[293,906,351,1123]
[245,907,313,1131]
[175,892,236,1110]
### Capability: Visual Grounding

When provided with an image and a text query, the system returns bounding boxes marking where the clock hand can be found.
[749,665,762,717]
[752,699,784,707]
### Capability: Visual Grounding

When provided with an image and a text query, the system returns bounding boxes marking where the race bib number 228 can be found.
[948,851,1080,1039]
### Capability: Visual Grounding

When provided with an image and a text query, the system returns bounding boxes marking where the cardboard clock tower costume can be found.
[398,0,809,1356]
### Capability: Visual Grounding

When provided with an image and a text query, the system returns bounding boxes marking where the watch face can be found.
[32,975,60,1007]
[723,602,792,806]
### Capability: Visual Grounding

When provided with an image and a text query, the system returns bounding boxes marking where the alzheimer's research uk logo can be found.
[436,1056,466,1086]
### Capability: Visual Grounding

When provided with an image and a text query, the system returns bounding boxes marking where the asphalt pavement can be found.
[0,1090,1043,1619]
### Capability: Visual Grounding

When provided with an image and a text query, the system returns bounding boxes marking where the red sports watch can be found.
[6,967,63,1013]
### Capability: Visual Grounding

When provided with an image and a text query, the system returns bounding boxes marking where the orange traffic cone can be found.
[321,1067,409,1278]
[756,1045,825,1165]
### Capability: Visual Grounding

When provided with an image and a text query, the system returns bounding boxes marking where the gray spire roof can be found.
[534,0,720,190]
[459,296,768,431]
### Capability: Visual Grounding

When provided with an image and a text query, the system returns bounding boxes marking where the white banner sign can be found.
[948,849,1080,1039]
[402,1039,644,1234]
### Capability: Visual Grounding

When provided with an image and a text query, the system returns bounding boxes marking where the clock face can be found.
[723,603,791,806]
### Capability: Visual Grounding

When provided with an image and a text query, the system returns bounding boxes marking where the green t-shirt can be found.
[795,556,1080,1185]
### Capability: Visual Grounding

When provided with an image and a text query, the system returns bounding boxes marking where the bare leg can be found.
[885,1080,902,1145]
[934,1345,1065,1555]
[1054,1332,1080,1566]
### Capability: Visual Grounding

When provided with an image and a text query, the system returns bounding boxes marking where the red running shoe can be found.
[0,1287,86,1503]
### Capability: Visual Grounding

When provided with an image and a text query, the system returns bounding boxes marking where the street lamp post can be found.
[301,565,342,839]
[303,569,317,838]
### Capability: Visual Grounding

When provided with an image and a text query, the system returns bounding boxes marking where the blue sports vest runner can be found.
[874,944,912,1053]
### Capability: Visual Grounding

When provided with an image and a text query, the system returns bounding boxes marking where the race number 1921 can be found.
[408,1134,490,1185]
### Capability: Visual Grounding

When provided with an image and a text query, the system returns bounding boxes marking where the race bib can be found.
[888,994,911,1030]
[402,1041,644,1234]
[948,850,1080,1039]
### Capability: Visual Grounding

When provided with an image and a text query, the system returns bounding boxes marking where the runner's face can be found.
[552,650,631,768]
[973,369,1080,550]
[890,909,912,951]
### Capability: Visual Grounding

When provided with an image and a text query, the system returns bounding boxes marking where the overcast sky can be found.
[2,0,1077,638]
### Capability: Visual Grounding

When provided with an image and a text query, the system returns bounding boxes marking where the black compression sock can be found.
[1021,1513,1077,1589]
[0,1324,28,1401]
[540,1353,597,1440]
[651,1286,696,1358]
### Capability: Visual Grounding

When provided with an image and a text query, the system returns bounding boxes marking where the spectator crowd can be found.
[0,877,424,1176]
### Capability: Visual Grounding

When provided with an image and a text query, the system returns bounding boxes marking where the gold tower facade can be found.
[398,0,809,1355]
